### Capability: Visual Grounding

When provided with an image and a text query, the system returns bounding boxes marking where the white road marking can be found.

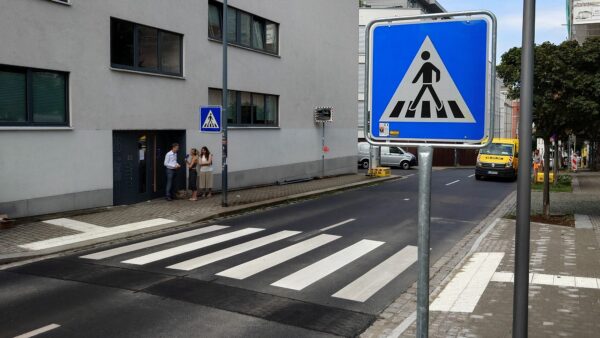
[122,227,263,265]
[43,218,105,233]
[430,252,504,312]
[333,245,417,302]
[271,239,384,291]
[80,225,228,260]
[445,180,460,186]
[14,323,60,338]
[468,174,475,178]
[19,218,177,251]
[320,219,355,232]
[217,234,340,280]
[491,272,599,289]
[168,230,301,271]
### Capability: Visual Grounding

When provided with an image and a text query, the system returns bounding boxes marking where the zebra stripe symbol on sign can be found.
[202,110,220,128]
[380,36,475,123]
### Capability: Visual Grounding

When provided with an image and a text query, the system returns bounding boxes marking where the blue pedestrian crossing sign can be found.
[199,106,222,133]
[367,15,494,144]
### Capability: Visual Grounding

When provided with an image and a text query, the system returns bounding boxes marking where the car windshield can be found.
[480,143,513,156]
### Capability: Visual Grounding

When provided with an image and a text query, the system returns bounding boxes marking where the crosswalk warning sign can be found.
[380,36,476,123]
[199,106,222,133]
[202,110,220,129]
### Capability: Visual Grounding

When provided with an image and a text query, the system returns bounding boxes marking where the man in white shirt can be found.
[164,143,181,201]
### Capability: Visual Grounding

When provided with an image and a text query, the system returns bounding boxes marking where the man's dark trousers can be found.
[166,169,177,200]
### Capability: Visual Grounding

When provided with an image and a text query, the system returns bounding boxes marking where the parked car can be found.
[357,142,416,170]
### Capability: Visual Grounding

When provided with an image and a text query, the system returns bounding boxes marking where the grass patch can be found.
[531,174,572,192]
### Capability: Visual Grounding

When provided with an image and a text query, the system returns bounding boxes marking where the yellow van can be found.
[475,138,519,180]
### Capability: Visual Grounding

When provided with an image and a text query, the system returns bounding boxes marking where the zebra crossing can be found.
[79,221,418,303]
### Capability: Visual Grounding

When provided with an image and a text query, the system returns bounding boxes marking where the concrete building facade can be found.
[569,0,600,42]
[0,0,358,218]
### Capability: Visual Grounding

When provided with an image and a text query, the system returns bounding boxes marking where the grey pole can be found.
[322,123,325,178]
[221,0,229,207]
[513,0,535,336]
[417,145,433,338]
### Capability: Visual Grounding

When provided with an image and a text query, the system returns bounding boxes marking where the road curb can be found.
[0,175,398,265]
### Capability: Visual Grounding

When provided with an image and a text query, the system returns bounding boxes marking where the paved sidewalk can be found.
[0,174,395,262]
[529,171,600,216]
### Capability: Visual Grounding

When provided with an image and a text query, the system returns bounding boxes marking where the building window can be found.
[208,1,279,55]
[0,65,68,126]
[209,88,278,126]
[111,18,183,76]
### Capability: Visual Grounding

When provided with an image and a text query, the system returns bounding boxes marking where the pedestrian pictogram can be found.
[199,106,222,133]
[380,36,475,123]
[203,110,220,129]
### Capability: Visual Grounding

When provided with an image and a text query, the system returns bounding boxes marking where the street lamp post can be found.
[513,0,535,336]
[221,0,229,207]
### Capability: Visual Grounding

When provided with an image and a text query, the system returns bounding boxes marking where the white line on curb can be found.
[14,323,60,338]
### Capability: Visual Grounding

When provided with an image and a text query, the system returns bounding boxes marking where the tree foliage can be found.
[497,38,600,140]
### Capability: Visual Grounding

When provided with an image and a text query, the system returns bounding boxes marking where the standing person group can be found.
[163,143,213,201]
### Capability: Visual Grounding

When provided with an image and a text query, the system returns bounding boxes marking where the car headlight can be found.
[477,161,482,167]
[506,162,512,168]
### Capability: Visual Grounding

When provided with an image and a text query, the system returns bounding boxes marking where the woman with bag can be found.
[186,148,199,201]
[199,146,213,198]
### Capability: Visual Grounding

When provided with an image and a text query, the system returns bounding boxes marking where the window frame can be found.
[209,88,279,127]
[110,17,184,77]
[0,64,69,127]
[208,1,280,56]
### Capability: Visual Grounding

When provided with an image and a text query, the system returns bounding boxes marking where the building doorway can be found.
[112,130,186,205]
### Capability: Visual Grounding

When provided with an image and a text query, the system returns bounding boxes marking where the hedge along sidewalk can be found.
[0,174,399,264]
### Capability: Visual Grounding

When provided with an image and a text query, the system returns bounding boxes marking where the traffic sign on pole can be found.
[199,106,222,133]
[365,12,496,148]
[364,12,497,338]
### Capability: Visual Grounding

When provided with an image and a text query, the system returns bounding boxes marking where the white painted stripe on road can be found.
[430,252,504,313]
[445,180,460,186]
[320,219,355,232]
[333,245,417,302]
[217,234,340,280]
[468,174,475,178]
[168,230,301,271]
[14,323,60,338]
[19,218,177,251]
[122,227,263,265]
[80,225,228,260]
[491,272,600,289]
[43,218,105,233]
[271,239,384,291]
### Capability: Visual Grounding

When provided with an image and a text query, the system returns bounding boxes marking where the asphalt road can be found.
[0,168,515,338]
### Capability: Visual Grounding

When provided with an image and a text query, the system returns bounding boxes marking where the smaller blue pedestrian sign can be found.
[199,106,222,133]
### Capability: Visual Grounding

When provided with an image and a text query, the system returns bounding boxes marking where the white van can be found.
[357,142,416,170]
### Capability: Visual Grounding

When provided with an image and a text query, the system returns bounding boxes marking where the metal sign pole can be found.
[221,0,229,207]
[513,0,535,336]
[416,145,433,338]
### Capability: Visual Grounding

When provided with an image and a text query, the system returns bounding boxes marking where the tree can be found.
[497,39,600,216]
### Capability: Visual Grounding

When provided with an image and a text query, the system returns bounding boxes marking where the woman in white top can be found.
[199,146,213,198]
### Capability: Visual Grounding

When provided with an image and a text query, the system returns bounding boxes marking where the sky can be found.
[443,0,568,61]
